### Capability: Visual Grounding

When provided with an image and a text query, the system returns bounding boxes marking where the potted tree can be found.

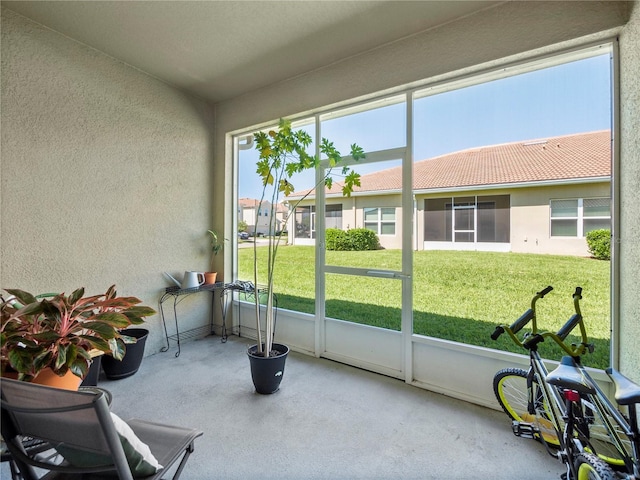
[0,285,155,389]
[247,118,364,394]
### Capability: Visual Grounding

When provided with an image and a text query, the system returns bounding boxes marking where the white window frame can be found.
[364,207,396,236]
[550,197,611,238]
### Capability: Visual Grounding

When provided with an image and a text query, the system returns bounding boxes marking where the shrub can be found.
[347,228,379,251]
[326,228,379,251]
[326,228,350,251]
[586,229,611,260]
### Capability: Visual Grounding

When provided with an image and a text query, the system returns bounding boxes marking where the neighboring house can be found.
[238,197,287,236]
[288,130,611,256]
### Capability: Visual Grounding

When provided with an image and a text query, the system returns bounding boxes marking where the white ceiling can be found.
[3,1,501,104]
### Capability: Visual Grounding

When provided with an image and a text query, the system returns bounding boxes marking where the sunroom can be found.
[2,1,640,477]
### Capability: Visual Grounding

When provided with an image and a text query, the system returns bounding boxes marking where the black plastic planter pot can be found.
[102,328,149,380]
[247,343,289,394]
[80,355,102,387]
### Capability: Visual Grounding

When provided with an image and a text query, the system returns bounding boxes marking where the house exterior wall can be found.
[510,182,611,256]
[0,8,216,355]
[239,206,257,233]
[618,0,640,379]
[351,194,403,250]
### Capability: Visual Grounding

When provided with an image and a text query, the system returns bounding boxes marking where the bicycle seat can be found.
[546,356,596,395]
[605,367,640,405]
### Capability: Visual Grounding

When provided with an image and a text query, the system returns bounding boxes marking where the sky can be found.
[239,52,612,200]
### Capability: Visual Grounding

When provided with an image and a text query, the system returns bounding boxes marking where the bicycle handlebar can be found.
[538,285,555,298]
[557,313,581,340]
[491,286,592,357]
[490,286,553,340]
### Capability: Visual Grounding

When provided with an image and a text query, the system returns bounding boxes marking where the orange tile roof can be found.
[410,129,611,191]
[293,130,611,197]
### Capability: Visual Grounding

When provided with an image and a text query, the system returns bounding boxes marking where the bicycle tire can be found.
[574,452,616,480]
[493,368,559,446]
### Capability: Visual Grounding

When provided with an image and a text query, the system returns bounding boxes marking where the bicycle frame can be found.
[492,286,640,479]
[524,347,567,439]
[578,371,639,476]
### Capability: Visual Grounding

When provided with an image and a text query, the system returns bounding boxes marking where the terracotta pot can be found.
[32,368,82,390]
[203,272,218,285]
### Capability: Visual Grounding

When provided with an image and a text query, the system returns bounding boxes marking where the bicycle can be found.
[491,286,640,479]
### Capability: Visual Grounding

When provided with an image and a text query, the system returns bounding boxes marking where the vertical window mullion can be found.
[578,198,584,237]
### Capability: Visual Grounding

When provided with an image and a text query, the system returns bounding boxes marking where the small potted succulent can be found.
[0,285,156,389]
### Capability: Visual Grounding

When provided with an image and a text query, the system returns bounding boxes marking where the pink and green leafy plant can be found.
[1,285,155,381]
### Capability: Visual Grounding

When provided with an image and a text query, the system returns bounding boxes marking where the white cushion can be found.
[110,412,163,475]
[55,412,163,477]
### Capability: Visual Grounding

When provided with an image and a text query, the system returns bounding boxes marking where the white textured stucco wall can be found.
[215,1,638,379]
[618,2,640,380]
[1,8,216,355]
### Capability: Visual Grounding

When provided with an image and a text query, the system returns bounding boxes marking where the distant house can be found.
[288,130,611,256]
[238,198,288,236]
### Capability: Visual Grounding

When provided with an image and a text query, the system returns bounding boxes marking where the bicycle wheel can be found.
[493,368,559,445]
[574,452,616,480]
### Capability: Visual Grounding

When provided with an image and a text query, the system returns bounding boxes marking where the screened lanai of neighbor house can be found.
[1,0,640,427]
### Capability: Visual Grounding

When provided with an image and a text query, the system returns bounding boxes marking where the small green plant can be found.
[207,230,226,271]
[326,228,379,251]
[586,229,611,260]
[207,230,223,256]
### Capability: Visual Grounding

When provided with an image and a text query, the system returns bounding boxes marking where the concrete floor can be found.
[3,335,563,479]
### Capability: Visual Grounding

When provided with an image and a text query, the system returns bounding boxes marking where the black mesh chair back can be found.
[1,378,202,480]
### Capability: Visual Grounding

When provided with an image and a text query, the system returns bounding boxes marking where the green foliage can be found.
[250,118,364,356]
[325,228,349,251]
[253,119,365,199]
[326,228,379,251]
[1,286,155,381]
[586,229,611,260]
[207,230,223,256]
[346,228,379,251]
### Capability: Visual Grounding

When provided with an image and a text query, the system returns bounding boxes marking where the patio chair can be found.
[1,378,203,480]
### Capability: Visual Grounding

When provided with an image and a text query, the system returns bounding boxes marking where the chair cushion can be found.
[55,412,163,477]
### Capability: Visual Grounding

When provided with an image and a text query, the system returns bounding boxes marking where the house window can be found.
[550,198,610,237]
[295,204,343,239]
[425,195,510,243]
[364,207,396,235]
[325,204,343,230]
[295,206,313,239]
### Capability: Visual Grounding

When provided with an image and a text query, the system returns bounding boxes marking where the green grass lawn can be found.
[238,246,611,369]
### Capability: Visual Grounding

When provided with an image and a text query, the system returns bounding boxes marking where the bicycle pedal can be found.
[511,421,538,439]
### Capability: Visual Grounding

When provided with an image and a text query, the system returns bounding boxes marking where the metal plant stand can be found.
[159,282,228,357]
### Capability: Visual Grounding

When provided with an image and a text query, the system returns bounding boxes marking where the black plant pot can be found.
[247,343,289,394]
[102,328,149,380]
[80,355,102,387]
